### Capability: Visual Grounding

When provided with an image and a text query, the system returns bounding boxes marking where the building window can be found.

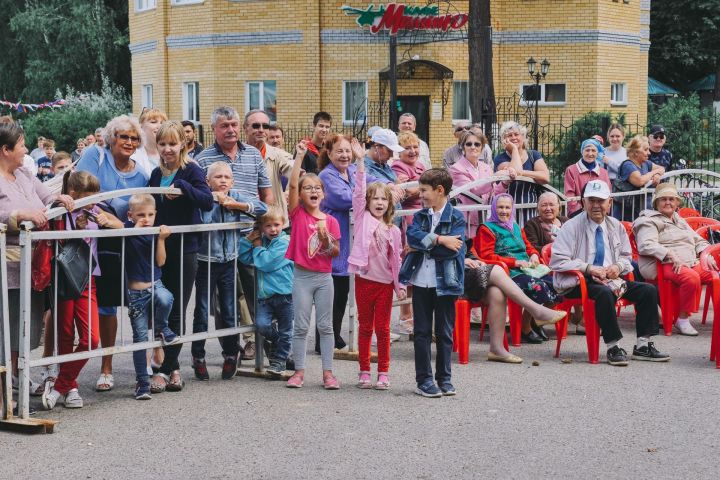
[141,84,153,109]
[183,82,199,122]
[135,0,156,12]
[343,81,367,124]
[245,81,277,121]
[611,83,628,105]
[452,81,470,121]
[520,83,566,106]
[171,0,204,5]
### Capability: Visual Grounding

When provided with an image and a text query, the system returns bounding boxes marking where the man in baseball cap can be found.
[550,179,669,366]
[364,128,405,185]
[648,124,673,171]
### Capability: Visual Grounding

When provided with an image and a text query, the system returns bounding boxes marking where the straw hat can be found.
[652,182,683,209]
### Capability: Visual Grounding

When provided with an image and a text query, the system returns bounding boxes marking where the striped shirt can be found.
[494,149,544,225]
[195,141,272,199]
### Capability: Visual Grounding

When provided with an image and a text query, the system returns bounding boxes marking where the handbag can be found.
[31,223,53,292]
[53,213,91,300]
[94,202,125,307]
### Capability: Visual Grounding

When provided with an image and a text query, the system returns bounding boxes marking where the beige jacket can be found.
[263,144,294,225]
[633,209,709,280]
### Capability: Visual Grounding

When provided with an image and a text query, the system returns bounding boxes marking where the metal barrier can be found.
[13,188,256,420]
[1,223,11,420]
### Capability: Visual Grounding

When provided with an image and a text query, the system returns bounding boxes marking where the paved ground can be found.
[2,310,719,479]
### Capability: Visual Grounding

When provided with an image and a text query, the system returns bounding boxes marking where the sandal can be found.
[166,370,185,392]
[96,373,114,392]
[150,373,169,394]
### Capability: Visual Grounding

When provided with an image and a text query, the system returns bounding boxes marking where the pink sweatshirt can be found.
[564,161,611,214]
[449,155,506,238]
[347,171,405,295]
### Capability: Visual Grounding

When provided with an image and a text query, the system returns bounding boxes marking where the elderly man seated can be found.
[550,180,669,366]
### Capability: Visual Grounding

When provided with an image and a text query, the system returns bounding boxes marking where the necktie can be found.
[593,225,605,266]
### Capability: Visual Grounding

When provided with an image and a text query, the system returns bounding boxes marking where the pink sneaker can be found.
[286,373,304,388]
[323,374,340,390]
[356,371,372,389]
[374,373,390,390]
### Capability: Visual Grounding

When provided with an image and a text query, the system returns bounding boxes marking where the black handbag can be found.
[53,213,91,300]
[94,202,125,307]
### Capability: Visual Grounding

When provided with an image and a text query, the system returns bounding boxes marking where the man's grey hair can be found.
[399,112,416,123]
[244,109,269,125]
[211,106,240,126]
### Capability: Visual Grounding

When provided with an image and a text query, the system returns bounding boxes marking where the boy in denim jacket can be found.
[399,169,466,398]
[191,162,267,380]
[238,206,294,376]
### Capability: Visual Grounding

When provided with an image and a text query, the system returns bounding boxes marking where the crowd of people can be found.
[0,105,715,416]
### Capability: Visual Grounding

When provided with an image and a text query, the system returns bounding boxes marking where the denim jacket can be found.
[399,202,466,296]
[197,191,268,263]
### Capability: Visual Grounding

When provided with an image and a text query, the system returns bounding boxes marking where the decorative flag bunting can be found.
[0,98,66,112]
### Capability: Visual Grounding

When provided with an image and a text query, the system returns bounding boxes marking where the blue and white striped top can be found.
[195,141,272,200]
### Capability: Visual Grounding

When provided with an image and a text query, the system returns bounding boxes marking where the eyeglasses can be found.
[455,126,471,133]
[116,134,140,143]
[465,142,483,148]
[301,185,323,192]
[251,123,271,130]
[652,134,665,140]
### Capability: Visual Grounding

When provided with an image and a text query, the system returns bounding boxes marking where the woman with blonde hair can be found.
[612,135,665,221]
[132,108,169,176]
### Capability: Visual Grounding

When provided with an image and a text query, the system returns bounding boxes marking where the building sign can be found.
[341,3,469,36]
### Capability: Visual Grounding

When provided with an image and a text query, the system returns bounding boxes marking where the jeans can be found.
[192,260,239,359]
[128,280,174,383]
[256,294,294,362]
[412,286,456,386]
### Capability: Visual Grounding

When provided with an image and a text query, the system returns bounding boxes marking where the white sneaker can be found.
[42,389,62,410]
[64,388,83,408]
[389,332,401,343]
[392,320,413,335]
[470,308,483,324]
[674,322,699,336]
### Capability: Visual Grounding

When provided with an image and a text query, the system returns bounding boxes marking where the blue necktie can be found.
[593,225,605,266]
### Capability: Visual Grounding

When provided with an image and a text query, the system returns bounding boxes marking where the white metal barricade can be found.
[0,223,11,420]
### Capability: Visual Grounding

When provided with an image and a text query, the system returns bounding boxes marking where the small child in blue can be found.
[238,206,294,377]
[191,161,268,381]
[124,194,176,400]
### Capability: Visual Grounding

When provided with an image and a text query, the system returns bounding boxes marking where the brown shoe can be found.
[242,341,256,360]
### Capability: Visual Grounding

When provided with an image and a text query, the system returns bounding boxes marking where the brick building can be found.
[129,0,650,163]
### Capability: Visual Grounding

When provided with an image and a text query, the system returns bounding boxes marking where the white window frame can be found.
[141,84,153,109]
[519,83,567,106]
[245,81,277,121]
[610,82,628,106]
[452,80,471,122]
[182,82,199,122]
[342,80,368,125]
[135,0,157,12]
[171,0,204,5]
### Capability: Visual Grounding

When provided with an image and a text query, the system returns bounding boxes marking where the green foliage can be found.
[648,94,720,167]
[0,0,129,102]
[549,112,627,176]
[21,80,131,152]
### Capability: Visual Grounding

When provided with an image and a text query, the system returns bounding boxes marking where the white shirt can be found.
[22,154,38,176]
[586,220,613,268]
[410,202,447,288]
[130,147,159,178]
[418,139,432,170]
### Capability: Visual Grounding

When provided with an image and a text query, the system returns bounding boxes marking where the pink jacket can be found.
[347,171,405,295]
[564,161,611,214]
[391,159,426,210]
[450,155,506,238]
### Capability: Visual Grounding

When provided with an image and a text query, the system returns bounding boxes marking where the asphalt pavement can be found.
[2,310,719,479]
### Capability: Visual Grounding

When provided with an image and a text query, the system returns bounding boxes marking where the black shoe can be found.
[221,354,238,380]
[632,342,670,362]
[285,357,296,371]
[192,357,210,381]
[607,345,629,366]
[12,405,36,416]
[263,339,276,360]
[532,323,549,341]
[521,330,543,344]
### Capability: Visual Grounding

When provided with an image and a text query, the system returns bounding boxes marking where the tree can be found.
[468,0,495,139]
[649,0,720,93]
[0,1,27,100]
[3,0,130,102]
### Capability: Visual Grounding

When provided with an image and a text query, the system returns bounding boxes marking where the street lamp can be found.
[526,57,550,150]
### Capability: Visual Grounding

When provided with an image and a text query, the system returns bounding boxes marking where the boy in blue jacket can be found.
[238,206,294,376]
[399,168,466,398]
[191,162,268,380]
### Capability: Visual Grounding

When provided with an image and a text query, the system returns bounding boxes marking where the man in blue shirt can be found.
[648,125,673,171]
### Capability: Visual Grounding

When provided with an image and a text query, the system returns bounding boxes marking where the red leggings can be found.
[355,277,394,373]
[53,282,100,395]
[661,263,714,315]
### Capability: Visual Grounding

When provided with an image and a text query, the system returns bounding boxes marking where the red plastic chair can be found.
[699,245,720,369]
[684,216,720,231]
[678,207,701,218]
[696,225,720,325]
[453,299,509,364]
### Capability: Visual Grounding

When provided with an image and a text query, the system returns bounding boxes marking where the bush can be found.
[20,78,131,152]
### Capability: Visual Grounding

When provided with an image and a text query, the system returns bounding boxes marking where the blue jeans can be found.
[128,280,174,383]
[256,294,294,362]
[192,260,239,358]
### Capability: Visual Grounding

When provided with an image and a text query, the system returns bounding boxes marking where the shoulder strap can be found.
[97,145,105,167]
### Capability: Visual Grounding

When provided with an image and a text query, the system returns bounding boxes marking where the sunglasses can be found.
[455,126,471,133]
[251,122,271,130]
[116,134,140,143]
[301,185,323,192]
[465,142,482,148]
[652,134,665,140]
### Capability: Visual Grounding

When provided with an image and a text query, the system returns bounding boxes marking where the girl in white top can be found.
[131,108,167,177]
[604,123,627,181]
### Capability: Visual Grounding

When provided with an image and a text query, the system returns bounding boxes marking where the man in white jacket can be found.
[550,180,669,366]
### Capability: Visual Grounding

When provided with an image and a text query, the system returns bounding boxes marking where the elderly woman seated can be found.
[523,191,569,252]
[476,193,561,343]
[633,183,719,336]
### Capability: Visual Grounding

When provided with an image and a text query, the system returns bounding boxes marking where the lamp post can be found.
[526,57,550,151]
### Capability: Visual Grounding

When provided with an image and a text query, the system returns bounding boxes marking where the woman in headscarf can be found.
[564,138,611,215]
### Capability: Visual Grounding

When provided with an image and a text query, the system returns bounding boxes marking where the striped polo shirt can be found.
[195,141,272,199]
